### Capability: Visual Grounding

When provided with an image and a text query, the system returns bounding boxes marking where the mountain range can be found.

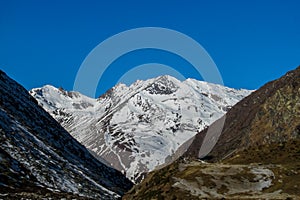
[124,66,300,199]
[30,76,251,183]
[1,65,299,199]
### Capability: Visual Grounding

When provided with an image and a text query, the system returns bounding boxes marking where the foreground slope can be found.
[0,70,132,199]
[30,76,251,182]
[124,66,300,199]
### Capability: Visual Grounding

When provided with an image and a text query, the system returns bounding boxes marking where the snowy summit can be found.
[30,75,252,183]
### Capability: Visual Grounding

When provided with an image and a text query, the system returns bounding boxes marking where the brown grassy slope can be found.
[123,139,300,199]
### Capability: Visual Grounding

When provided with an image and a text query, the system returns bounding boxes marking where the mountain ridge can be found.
[0,70,133,199]
[30,75,252,183]
[123,66,300,199]
[185,66,300,161]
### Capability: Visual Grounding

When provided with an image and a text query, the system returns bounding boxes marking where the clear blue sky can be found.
[1,0,299,97]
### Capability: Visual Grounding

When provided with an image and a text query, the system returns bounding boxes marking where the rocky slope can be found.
[0,70,133,199]
[30,76,251,183]
[185,66,300,161]
[123,66,300,199]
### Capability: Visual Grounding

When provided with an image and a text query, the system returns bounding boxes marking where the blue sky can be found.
[1,0,299,97]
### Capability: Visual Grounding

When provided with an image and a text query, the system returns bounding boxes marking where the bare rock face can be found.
[30,75,251,183]
[0,70,133,199]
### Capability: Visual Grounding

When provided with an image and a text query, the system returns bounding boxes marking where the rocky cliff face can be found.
[123,66,300,199]
[0,70,132,199]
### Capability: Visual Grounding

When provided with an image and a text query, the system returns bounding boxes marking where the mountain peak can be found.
[124,66,300,199]
[145,75,180,95]
[156,74,181,82]
[31,76,252,183]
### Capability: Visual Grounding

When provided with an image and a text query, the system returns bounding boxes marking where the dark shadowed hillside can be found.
[0,70,133,199]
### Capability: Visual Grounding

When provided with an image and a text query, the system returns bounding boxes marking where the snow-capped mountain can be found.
[0,70,132,199]
[30,75,252,183]
[124,66,300,199]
